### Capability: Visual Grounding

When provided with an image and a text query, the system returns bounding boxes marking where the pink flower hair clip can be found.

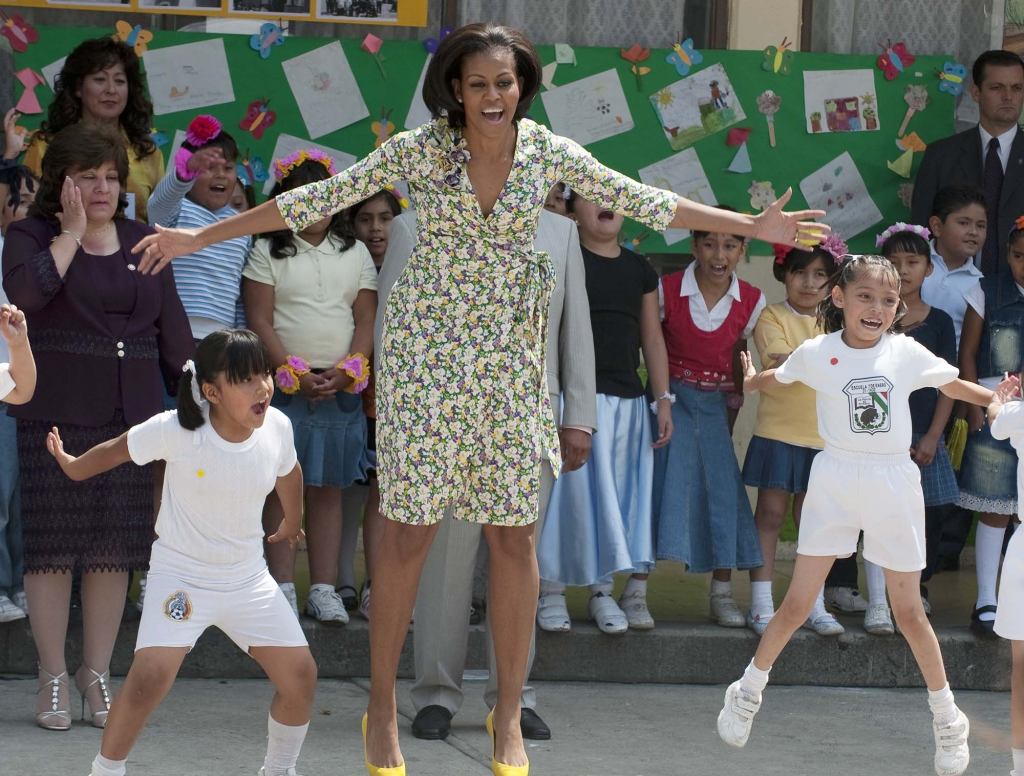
[875,222,931,249]
[819,232,849,260]
[185,115,222,147]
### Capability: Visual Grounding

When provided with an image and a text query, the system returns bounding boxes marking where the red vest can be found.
[661,270,761,382]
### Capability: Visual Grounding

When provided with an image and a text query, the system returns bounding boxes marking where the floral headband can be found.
[185,115,222,148]
[273,149,337,182]
[772,232,847,265]
[874,222,931,249]
[1015,214,1024,233]
[383,184,410,210]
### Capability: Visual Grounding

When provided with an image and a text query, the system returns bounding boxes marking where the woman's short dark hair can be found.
[40,37,156,161]
[29,125,129,222]
[422,23,542,130]
[263,160,355,258]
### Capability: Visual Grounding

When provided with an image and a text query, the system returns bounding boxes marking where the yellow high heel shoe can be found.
[361,713,405,776]
[485,711,529,776]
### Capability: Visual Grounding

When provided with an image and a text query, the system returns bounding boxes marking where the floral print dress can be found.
[277,117,676,526]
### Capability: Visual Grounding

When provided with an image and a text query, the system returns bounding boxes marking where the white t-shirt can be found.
[774,332,959,455]
[0,364,13,402]
[992,400,1024,518]
[128,408,297,579]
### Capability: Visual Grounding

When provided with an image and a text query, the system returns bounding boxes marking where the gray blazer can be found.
[375,209,597,431]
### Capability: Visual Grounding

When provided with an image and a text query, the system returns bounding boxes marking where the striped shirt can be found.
[147,172,251,337]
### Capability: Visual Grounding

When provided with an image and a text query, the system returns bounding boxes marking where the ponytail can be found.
[815,254,905,335]
[176,362,207,431]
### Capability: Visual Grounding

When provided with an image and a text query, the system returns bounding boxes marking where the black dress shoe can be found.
[520,707,551,740]
[970,605,998,638]
[412,705,452,740]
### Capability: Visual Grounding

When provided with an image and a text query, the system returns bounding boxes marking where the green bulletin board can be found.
[11,24,954,253]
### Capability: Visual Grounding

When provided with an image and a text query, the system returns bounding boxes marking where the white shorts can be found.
[797,448,926,573]
[136,566,308,653]
[996,526,1024,640]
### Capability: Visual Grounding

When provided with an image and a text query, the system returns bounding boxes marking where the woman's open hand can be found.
[133,225,202,274]
[57,176,87,240]
[754,188,830,248]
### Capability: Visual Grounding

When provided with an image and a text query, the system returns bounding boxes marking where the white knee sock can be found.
[739,659,771,697]
[590,580,614,597]
[750,581,773,615]
[809,587,829,619]
[91,754,127,776]
[539,579,565,596]
[710,579,732,597]
[1013,747,1024,774]
[263,715,310,776]
[622,576,647,598]
[864,560,887,607]
[927,683,957,726]
[975,522,1005,616]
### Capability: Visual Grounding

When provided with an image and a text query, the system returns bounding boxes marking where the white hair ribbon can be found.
[182,359,207,407]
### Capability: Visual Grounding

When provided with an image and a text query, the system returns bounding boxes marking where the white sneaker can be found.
[710,593,746,628]
[0,593,26,622]
[824,586,868,613]
[12,590,27,615]
[618,590,655,630]
[258,767,303,775]
[746,609,773,635]
[305,584,349,623]
[802,611,845,636]
[864,603,895,635]
[537,593,571,632]
[588,592,627,634]
[359,584,371,621]
[932,708,970,776]
[135,574,147,613]
[717,680,762,747]
[279,583,299,619]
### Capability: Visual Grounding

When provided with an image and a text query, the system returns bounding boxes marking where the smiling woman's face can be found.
[76,63,128,123]
[452,47,521,137]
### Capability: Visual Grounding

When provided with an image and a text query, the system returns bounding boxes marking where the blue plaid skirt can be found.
[913,432,959,507]
[741,436,820,493]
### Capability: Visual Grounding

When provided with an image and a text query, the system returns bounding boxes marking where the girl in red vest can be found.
[652,208,765,627]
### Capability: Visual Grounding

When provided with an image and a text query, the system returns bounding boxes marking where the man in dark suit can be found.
[912,49,1024,276]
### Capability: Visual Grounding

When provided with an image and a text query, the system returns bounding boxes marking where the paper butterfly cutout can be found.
[113,21,153,57]
[666,38,702,77]
[877,40,915,81]
[372,107,395,148]
[149,128,169,148]
[239,99,276,140]
[423,26,453,55]
[15,69,46,115]
[0,12,37,53]
[250,22,285,60]
[237,152,268,186]
[937,61,968,96]
[762,37,794,75]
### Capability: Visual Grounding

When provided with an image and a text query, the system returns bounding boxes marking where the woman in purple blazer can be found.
[2,125,192,731]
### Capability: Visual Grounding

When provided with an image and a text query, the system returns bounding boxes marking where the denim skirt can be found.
[741,436,820,493]
[958,423,1017,515]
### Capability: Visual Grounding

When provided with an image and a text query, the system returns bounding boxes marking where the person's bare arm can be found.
[46,429,131,481]
[739,351,780,393]
[939,378,993,406]
[958,307,984,430]
[267,463,304,548]
[669,188,828,248]
[640,290,673,448]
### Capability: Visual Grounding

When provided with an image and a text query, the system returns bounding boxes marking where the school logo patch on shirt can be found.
[163,591,193,622]
[843,376,893,434]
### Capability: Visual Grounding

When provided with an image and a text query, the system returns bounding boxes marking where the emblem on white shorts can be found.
[163,591,193,622]
[843,376,893,434]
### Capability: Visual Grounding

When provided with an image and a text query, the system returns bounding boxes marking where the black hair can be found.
[930,185,987,221]
[177,329,271,431]
[182,125,239,163]
[263,159,355,258]
[691,204,745,243]
[422,23,542,130]
[817,254,906,334]
[235,181,256,212]
[879,231,932,261]
[972,49,1024,86]
[772,246,837,283]
[0,163,38,213]
[349,189,403,221]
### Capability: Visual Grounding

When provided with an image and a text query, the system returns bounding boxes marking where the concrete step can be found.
[0,614,1009,691]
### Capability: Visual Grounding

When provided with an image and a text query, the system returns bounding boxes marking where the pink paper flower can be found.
[186,114,222,147]
[275,366,298,393]
[285,355,311,375]
[361,33,383,55]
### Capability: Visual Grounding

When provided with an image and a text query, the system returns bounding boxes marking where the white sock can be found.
[1013,747,1024,774]
[975,522,1005,618]
[263,715,309,776]
[590,580,614,597]
[750,581,773,615]
[865,560,887,607]
[92,754,127,776]
[279,582,296,594]
[710,579,731,597]
[540,579,565,596]
[927,684,958,726]
[739,659,771,696]
[622,577,647,598]
[809,587,829,620]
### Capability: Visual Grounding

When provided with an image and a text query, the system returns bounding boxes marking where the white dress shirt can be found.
[979,124,1018,172]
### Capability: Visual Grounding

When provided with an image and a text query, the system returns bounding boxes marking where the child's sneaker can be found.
[0,593,26,622]
[746,609,773,635]
[618,590,655,630]
[135,574,147,613]
[588,592,627,634]
[717,680,762,747]
[359,583,371,621]
[710,593,746,627]
[802,611,845,636]
[12,590,27,615]
[537,593,571,632]
[932,708,970,776]
[305,584,349,624]
[824,586,868,612]
[864,603,895,635]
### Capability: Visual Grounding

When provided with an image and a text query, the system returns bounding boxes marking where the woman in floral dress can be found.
[134,23,827,775]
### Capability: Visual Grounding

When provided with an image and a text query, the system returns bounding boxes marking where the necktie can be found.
[982,136,1004,276]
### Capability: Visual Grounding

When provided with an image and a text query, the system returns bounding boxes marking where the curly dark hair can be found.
[28,125,129,222]
[422,23,541,130]
[39,37,156,161]
[263,159,354,258]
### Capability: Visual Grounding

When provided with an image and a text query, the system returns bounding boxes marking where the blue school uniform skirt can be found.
[273,391,371,489]
[537,394,655,586]
[653,383,762,573]
[741,436,819,493]
[958,423,1018,515]
[912,432,959,507]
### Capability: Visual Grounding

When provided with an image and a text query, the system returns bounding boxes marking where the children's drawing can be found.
[637,148,717,245]
[540,69,633,146]
[144,40,235,116]
[650,63,746,151]
[282,41,368,139]
[799,151,882,239]
[803,69,879,134]
[748,180,776,211]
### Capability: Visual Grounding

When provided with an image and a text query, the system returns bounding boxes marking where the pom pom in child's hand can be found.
[186,114,222,147]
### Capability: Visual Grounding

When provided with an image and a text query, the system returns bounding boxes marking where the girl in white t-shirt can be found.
[46,329,316,776]
[717,254,1006,776]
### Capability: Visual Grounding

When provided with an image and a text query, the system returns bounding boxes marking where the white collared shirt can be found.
[658,262,765,336]
[979,124,1018,172]
[920,242,984,349]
